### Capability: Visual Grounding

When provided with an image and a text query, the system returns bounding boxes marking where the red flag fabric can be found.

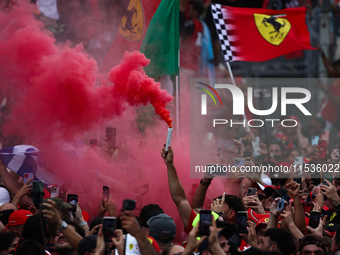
[100,0,161,73]
[211,4,315,62]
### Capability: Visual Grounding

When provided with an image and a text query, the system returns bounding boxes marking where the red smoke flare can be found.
[108,51,173,127]
[0,3,173,143]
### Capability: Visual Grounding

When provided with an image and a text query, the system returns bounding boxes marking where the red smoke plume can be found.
[0,2,173,143]
[108,51,173,127]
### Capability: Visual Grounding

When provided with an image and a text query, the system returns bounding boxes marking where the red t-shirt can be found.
[184,209,197,234]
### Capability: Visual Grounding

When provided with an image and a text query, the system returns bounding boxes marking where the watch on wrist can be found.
[200,179,211,186]
[59,221,68,231]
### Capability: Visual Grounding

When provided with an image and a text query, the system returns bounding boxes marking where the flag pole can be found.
[226,62,256,152]
[176,75,180,140]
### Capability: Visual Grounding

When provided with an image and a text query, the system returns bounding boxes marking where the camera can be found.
[123,199,136,211]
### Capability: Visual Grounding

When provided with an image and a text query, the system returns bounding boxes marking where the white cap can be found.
[261,174,272,186]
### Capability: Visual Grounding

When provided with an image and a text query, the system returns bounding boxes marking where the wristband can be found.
[79,221,87,227]
[200,179,211,186]
[214,211,223,216]
[59,221,68,231]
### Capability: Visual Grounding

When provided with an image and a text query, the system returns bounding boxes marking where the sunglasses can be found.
[265,193,279,199]
[258,194,266,200]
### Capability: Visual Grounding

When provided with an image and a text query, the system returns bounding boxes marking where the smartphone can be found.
[294,157,304,172]
[311,136,319,146]
[49,185,60,198]
[302,202,313,213]
[253,137,261,157]
[206,132,213,141]
[67,194,78,213]
[199,210,212,236]
[102,217,116,242]
[217,140,235,151]
[103,186,110,201]
[237,211,248,234]
[24,173,34,184]
[32,181,44,209]
[106,127,116,150]
[235,158,245,167]
[317,140,327,159]
[323,173,333,186]
[308,211,321,229]
[277,199,285,212]
[90,139,97,146]
[283,194,291,203]
[243,151,252,161]
[123,199,136,211]
[321,131,330,144]
[247,188,257,196]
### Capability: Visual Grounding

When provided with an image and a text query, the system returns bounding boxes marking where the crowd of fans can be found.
[0,120,339,255]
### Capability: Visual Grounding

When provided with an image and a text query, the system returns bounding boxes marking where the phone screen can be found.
[67,194,78,213]
[237,212,248,234]
[294,157,303,172]
[103,186,109,200]
[308,211,321,229]
[103,217,116,242]
[199,210,212,236]
[311,136,319,146]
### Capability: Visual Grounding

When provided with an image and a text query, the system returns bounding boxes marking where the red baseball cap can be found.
[5,209,33,230]
[255,217,270,231]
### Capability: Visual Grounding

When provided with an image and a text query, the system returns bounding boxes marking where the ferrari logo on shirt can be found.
[254,14,291,46]
[129,244,134,250]
[330,212,337,222]
[118,0,144,41]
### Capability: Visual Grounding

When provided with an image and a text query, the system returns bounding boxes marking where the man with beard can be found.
[53,221,85,255]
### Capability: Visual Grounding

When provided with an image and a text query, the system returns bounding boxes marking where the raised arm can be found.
[42,199,83,250]
[120,211,158,255]
[285,180,307,235]
[161,145,192,229]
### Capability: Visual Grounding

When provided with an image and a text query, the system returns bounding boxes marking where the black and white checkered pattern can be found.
[211,4,236,62]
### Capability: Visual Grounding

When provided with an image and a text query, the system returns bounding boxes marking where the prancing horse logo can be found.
[118,0,144,42]
[254,14,291,46]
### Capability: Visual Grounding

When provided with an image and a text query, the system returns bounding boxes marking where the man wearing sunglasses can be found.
[262,187,282,212]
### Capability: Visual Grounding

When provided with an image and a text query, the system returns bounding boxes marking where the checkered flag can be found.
[211,4,238,62]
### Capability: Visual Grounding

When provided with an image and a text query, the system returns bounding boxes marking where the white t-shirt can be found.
[115,234,141,255]
[0,187,10,206]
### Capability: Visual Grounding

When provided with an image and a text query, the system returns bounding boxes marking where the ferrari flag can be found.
[211,4,315,62]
